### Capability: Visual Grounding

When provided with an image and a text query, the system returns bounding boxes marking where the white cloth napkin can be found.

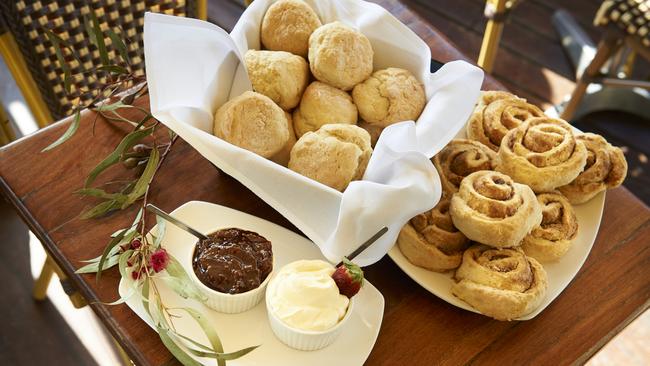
[143,0,483,266]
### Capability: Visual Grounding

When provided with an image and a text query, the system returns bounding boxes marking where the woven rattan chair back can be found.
[0,1,202,121]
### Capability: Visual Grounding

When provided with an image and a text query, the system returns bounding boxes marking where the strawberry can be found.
[331,258,364,298]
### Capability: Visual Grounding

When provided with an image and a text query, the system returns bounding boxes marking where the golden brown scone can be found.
[496,117,588,192]
[213,91,290,158]
[449,170,542,248]
[289,124,372,191]
[452,245,548,321]
[433,139,497,196]
[260,0,322,57]
[244,50,309,110]
[466,91,544,151]
[357,120,383,147]
[293,81,358,137]
[308,22,373,91]
[521,191,578,262]
[352,68,426,128]
[270,111,297,166]
[397,198,470,272]
[557,133,627,204]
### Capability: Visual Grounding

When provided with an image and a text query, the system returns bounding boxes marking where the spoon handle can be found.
[336,226,389,267]
[146,204,209,241]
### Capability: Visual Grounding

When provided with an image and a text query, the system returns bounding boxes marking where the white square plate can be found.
[119,201,385,365]
[387,127,605,320]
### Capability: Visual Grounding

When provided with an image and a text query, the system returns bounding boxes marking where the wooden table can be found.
[1,1,649,365]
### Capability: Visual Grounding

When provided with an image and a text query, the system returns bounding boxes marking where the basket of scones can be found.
[143,0,484,266]
[395,91,628,320]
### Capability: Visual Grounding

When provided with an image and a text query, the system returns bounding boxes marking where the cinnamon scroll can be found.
[397,198,470,272]
[452,245,548,320]
[433,139,497,196]
[522,192,578,262]
[449,171,542,248]
[497,117,587,192]
[466,91,544,151]
[558,133,627,204]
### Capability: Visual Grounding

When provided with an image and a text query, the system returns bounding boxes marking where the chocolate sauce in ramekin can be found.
[192,228,273,294]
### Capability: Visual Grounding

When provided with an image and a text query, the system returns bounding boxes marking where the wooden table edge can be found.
[0,176,151,366]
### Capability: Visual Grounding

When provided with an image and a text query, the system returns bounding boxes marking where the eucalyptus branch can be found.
[139,134,179,239]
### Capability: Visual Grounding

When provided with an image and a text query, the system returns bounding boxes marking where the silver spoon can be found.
[146,204,208,241]
[147,203,388,265]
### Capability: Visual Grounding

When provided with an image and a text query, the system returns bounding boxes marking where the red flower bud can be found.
[131,270,140,280]
[131,239,142,249]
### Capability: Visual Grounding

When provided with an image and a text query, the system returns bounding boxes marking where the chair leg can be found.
[561,31,621,121]
[33,255,87,308]
[33,259,54,301]
[478,0,508,73]
[113,338,133,366]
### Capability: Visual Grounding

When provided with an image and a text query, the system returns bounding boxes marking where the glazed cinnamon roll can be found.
[497,117,588,192]
[557,133,627,204]
[433,139,498,196]
[522,192,578,262]
[466,91,544,151]
[397,198,470,272]
[452,245,548,320]
[450,171,542,248]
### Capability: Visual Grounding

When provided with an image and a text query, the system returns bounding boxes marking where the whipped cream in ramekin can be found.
[267,260,349,331]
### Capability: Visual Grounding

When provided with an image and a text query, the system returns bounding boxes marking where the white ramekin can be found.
[189,247,272,314]
[265,292,355,351]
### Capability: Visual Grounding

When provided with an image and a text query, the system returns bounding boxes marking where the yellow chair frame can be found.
[0,0,207,128]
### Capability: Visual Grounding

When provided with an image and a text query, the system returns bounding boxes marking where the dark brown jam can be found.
[192,228,273,294]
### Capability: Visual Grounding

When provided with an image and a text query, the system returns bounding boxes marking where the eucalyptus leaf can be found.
[165,256,207,302]
[174,333,213,352]
[141,277,151,316]
[84,17,97,47]
[76,187,127,201]
[79,199,122,219]
[80,243,121,263]
[118,250,134,279]
[96,250,137,305]
[158,276,205,303]
[89,12,109,66]
[174,334,259,361]
[157,327,203,366]
[106,28,131,65]
[76,253,119,273]
[44,29,73,94]
[154,214,166,248]
[85,125,154,187]
[42,109,80,152]
[96,101,133,112]
[96,64,129,75]
[121,147,159,208]
[212,346,259,361]
[96,228,127,283]
[179,307,225,366]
